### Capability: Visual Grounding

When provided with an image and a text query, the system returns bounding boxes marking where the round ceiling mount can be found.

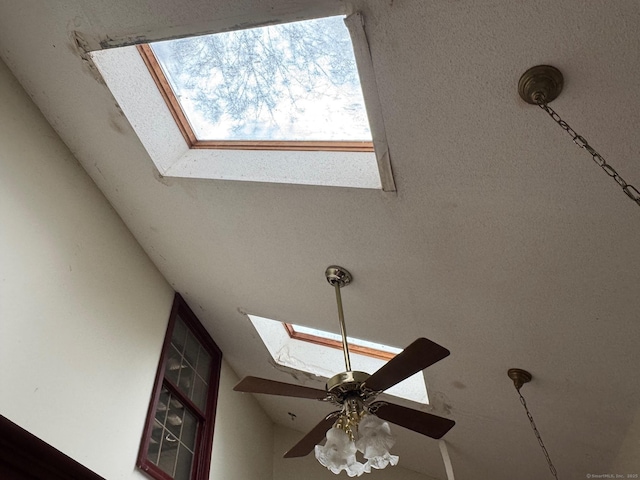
[508,368,533,390]
[518,65,564,105]
[325,265,352,288]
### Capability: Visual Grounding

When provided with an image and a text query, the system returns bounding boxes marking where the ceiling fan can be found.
[234,266,454,475]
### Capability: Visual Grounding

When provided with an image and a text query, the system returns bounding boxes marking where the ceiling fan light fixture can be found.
[315,427,365,477]
[357,414,398,472]
[234,265,454,471]
[315,407,398,476]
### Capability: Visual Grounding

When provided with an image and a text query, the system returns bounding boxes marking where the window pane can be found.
[157,430,179,476]
[165,345,182,385]
[196,348,211,380]
[184,330,199,367]
[150,16,371,142]
[181,409,198,451]
[166,397,185,439]
[175,444,194,480]
[177,359,195,397]
[150,387,199,478]
[146,420,163,464]
[191,375,208,411]
[172,317,188,353]
[148,386,172,465]
[165,317,214,411]
[154,388,170,425]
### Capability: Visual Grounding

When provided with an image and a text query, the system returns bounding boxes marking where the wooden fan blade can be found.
[234,376,328,400]
[283,412,340,458]
[371,401,455,439]
[364,338,449,392]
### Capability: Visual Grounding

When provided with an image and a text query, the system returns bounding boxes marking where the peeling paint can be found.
[99,34,149,50]
[70,31,91,58]
[96,18,286,50]
[268,358,325,386]
[70,31,106,85]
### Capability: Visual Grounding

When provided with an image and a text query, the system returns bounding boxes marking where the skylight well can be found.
[91,13,395,190]
[249,314,429,404]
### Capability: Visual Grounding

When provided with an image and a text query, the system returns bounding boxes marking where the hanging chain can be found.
[517,388,559,479]
[536,97,640,207]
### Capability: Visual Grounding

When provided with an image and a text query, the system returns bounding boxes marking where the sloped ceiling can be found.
[2,0,640,478]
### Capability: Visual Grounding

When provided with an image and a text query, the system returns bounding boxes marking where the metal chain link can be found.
[536,99,640,207]
[517,388,559,479]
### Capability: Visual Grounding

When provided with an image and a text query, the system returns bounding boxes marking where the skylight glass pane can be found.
[150,16,371,142]
[291,324,402,355]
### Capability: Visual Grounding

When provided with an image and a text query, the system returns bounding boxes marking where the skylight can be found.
[145,15,372,149]
[249,314,429,404]
[90,13,395,190]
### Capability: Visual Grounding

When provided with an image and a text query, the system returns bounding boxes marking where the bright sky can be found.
[151,16,372,142]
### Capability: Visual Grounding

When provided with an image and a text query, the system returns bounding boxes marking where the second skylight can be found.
[149,15,372,145]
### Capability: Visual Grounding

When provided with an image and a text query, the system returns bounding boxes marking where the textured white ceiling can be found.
[2,0,640,478]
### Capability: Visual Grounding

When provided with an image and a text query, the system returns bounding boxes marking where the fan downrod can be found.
[326,265,353,372]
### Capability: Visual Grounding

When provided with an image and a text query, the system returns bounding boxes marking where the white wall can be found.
[0,54,172,479]
[210,363,274,480]
[273,425,438,480]
[0,56,273,480]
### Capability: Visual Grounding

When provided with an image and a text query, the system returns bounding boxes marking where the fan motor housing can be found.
[327,371,370,396]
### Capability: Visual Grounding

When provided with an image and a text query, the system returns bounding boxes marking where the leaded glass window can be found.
[138,295,222,480]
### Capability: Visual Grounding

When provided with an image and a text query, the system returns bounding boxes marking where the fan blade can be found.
[372,401,455,439]
[364,337,449,392]
[234,376,328,400]
[283,412,340,458]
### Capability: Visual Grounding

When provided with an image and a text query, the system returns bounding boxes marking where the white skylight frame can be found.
[248,314,429,405]
[89,13,395,191]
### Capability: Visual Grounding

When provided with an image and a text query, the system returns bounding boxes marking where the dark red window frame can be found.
[137,293,222,480]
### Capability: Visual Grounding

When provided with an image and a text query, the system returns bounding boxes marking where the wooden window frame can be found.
[283,323,396,361]
[137,293,222,480]
[137,44,375,153]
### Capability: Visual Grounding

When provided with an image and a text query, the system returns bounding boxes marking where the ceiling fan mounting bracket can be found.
[325,266,352,288]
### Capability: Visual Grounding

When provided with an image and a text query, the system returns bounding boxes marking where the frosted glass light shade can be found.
[355,414,398,472]
[315,427,365,477]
